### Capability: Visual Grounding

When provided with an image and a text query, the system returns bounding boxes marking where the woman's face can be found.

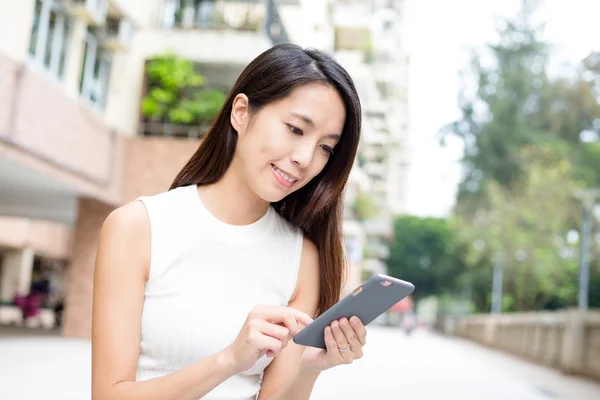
[231,82,346,203]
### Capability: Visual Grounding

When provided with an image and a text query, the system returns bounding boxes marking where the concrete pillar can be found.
[560,309,586,375]
[0,247,35,301]
[483,315,497,347]
[532,323,543,363]
[62,198,114,338]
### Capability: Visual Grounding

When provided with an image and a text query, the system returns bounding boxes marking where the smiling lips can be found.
[271,164,299,189]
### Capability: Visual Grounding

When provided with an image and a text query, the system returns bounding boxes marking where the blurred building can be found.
[341,160,370,294]
[326,0,411,280]
[0,0,292,337]
[330,0,411,216]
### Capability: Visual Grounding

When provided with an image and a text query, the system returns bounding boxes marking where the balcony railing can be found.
[160,0,289,44]
[161,0,263,32]
[139,121,212,139]
[63,0,108,25]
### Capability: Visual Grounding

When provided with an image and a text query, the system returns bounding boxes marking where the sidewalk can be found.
[1,326,599,399]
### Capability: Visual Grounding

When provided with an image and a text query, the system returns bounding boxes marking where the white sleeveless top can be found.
[135,185,304,399]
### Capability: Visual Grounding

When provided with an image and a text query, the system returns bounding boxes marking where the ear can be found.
[230,93,250,134]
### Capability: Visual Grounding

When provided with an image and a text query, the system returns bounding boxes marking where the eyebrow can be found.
[290,111,341,141]
[290,111,315,127]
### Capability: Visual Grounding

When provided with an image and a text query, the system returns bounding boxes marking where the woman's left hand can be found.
[299,316,367,372]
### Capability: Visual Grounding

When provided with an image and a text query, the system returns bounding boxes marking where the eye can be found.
[321,145,335,156]
[286,124,303,136]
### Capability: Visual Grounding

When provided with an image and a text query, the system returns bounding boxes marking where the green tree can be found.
[142,53,225,126]
[527,51,600,192]
[456,145,583,311]
[440,0,550,212]
[386,216,467,300]
[438,0,600,311]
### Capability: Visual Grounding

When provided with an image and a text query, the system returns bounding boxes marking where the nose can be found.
[290,142,315,169]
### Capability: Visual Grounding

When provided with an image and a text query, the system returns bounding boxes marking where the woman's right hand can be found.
[222,305,314,374]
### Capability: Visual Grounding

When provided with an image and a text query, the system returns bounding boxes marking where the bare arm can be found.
[91,201,237,400]
[257,237,322,400]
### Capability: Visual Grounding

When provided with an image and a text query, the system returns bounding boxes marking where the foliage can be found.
[141,53,225,126]
[440,0,551,211]
[352,192,377,221]
[430,0,600,312]
[385,216,468,300]
[531,51,600,188]
[456,145,583,311]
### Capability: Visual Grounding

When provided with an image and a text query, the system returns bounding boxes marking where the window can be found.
[28,0,72,79]
[194,0,215,26]
[162,0,184,28]
[80,29,112,108]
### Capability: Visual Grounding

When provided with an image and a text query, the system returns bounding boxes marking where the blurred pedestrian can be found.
[23,292,42,328]
[12,286,27,326]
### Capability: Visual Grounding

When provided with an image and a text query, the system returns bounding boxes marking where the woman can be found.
[92,43,366,400]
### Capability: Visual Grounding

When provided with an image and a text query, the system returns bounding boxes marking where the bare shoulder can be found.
[98,200,151,279]
[102,200,149,236]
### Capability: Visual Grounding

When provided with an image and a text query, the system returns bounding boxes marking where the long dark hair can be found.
[171,43,362,315]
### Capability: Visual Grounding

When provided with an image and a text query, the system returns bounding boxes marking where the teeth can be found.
[274,166,297,183]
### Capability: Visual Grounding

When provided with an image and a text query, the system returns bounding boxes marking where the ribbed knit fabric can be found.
[135,185,304,399]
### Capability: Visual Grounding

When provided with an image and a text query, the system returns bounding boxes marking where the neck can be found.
[197,164,269,226]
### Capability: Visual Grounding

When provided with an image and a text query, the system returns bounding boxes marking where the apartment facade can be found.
[325,0,411,277]
[370,0,410,216]
[0,0,296,337]
[330,0,410,215]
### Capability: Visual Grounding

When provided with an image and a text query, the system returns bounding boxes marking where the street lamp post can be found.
[574,189,600,311]
[491,253,504,314]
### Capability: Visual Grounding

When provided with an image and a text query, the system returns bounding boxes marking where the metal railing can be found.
[139,121,212,138]
[159,0,289,45]
[161,0,263,32]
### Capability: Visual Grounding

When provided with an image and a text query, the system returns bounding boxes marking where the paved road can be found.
[312,327,600,400]
[1,326,599,399]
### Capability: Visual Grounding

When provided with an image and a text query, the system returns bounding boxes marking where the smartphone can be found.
[292,274,415,349]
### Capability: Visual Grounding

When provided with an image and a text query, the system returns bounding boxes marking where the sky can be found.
[404,0,600,217]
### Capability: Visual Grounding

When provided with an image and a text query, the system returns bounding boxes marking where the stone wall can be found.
[449,310,600,382]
